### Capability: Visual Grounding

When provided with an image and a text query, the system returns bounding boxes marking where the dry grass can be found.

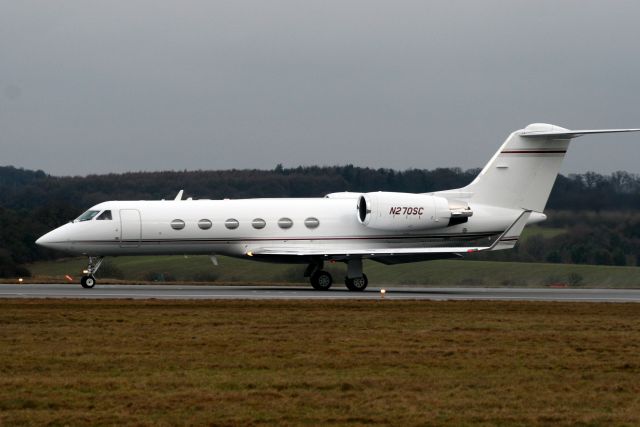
[1,300,640,426]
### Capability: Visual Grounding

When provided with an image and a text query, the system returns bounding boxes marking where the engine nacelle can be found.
[357,192,470,231]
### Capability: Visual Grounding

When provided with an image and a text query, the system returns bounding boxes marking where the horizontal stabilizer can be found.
[521,128,640,139]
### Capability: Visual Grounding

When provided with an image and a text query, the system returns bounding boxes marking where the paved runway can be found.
[1,284,640,302]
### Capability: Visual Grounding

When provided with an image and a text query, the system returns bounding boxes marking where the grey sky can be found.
[1,0,640,176]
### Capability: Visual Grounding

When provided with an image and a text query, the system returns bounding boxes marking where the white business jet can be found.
[36,123,639,290]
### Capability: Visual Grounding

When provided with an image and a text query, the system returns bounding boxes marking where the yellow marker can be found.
[246,251,253,257]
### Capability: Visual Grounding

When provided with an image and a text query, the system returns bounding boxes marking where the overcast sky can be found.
[1,0,639,176]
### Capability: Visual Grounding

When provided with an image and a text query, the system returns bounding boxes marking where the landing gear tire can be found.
[345,274,368,292]
[81,256,104,289]
[310,271,333,291]
[81,275,96,289]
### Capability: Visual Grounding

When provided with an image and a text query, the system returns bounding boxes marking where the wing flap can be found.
[249,245,491,258]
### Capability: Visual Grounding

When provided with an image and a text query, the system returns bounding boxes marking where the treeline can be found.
[1,165,640,276]
[0,165,480,210]
[476,211,640,267]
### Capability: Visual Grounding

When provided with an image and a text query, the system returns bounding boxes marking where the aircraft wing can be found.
[249,211,532,261]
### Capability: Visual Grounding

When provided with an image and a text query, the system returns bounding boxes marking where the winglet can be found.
[174,190,184,201]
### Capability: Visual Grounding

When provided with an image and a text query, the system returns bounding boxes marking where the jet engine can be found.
[356,192,472,231]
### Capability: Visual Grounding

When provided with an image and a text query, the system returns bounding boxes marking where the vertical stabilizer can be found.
[462,123,571,211]
[455,123,640,211]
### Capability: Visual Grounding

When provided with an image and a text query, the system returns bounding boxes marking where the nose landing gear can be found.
[80,256,104,289]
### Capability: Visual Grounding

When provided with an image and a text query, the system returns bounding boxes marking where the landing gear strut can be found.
[81,256,104,289]
[344,258,368,292]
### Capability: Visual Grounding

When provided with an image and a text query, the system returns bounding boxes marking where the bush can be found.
[543,275,564,286]
[567,272,584,287]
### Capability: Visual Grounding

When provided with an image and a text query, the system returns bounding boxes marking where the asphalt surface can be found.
[1,284,640,302]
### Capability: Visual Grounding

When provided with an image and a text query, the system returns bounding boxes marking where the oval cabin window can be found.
[225,218,239,230]
[252,218,266,229]
[198,219,212,230]
[278,217,293,229]
[170,219,185,230]
[304,217,320,229]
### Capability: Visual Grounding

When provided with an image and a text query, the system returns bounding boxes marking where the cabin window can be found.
[96,210,112,220]
[278,217,293,229]
[170,219,185,230]
[198,219,212,230]
[225,218,239,230]
[76,210,100,222]
[252,218,266,229]
[304,217,320,229]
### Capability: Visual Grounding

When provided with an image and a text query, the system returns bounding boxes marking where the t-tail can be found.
[435,123,640,251]
[459,123,640,212]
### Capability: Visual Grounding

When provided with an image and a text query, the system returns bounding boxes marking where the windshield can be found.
[75,210,100,222]
[97,210,112,220]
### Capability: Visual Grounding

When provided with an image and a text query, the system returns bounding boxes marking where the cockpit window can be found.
[75,210,100,222]
[97,210,112,220]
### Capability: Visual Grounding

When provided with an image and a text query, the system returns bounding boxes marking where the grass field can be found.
[27,255,640,288]
[1,300,640,425]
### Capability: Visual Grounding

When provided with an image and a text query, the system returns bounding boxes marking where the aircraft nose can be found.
[35,225,71,250]
[35,231,55,248]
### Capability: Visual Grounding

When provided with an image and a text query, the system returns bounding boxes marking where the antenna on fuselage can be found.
[174,190,184,201]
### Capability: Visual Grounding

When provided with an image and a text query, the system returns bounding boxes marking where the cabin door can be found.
[120,209,141,248]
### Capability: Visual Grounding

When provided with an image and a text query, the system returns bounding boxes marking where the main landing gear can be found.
[345,274,368,292]
[310,270,333,291]
[305,259,368,292]
[80,256,104,289]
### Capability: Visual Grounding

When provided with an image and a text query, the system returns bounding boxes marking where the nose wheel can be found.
[80,256,104,289]
[81,275,96,288]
